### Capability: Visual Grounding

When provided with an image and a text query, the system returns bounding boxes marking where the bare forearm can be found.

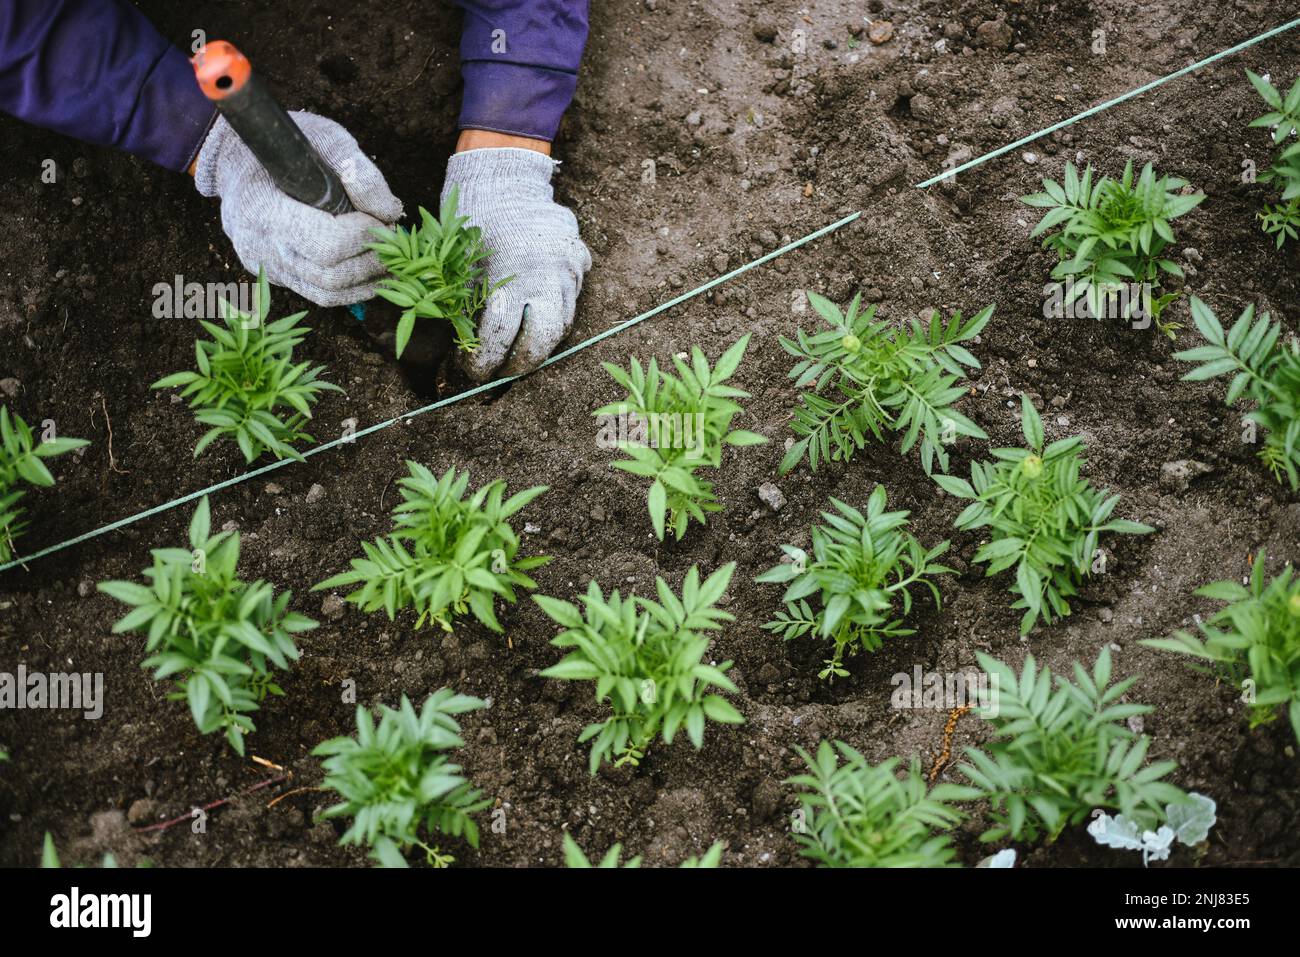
[456,129,551,156]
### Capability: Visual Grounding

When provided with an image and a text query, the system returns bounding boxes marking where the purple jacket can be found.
[0,0,588,172]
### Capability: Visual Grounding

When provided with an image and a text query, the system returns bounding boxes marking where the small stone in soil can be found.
[1159,459,1211,493]
[975,18,1013,50]
[751,779,784,821]
[321,594,345,621]
[909,93,936,120]
[127,798,158,825]
[757,482,786,512]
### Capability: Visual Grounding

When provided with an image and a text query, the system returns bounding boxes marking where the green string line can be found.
[0,211,861,574]
[915,15,1300,188]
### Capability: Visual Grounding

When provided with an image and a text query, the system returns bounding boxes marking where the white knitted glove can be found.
[441,147,592,380]
[195,112,403,307]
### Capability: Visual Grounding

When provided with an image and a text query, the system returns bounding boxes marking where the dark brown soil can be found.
[1,0,1298,868]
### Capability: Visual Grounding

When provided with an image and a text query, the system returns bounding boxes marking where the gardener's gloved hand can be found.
[195,112,403,307]
[441,147,592,380]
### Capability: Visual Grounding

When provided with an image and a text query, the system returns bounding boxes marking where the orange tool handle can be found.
[192,41,352,214]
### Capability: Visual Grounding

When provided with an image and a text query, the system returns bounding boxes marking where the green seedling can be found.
[367,187,508,358]
[42,833,66,868]
[536,563,744,773]
[788,741,977,868]
[596,334,767,541]
[561,832,724,868]
[958,648,1190,844]
[314,462,548,632]
[1257,200,1300,245]
[780,293,992,475]
[1174,296,1300,489]
[1142,551,1300,744]
[756,486,951,680]
[42,832,150,869]
[152,268,342,463]
[1247,70,1300,248]
[314,690,490,868]
[1022,160,1203,335]
[98,497,315,755]
[0,406,87,563]
[934,395,1152,635]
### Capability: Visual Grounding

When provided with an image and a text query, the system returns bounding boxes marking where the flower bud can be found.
[1021,454,1043,479]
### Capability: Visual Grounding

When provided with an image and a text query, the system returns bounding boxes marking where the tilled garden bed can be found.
[1,0,1297,867]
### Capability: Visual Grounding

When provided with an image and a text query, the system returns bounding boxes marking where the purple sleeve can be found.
[0,0,216,172]
[452,1,589,142]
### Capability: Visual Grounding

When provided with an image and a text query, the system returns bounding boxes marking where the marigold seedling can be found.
[596,334,767,541]
[314,463,548,632]
[788,741,977,867]
[780,293,992,475]
[756,486,951,680]
[42,833,60,868]
[98,497,316,754]
[1256,201,1300,246]
[677,844,725,868]
[563,833,640,868]
[314,690,490,868]
[151,268,342,463]
[41,832,147,869]
[1141,551,1300,744]
[934,395,1153,635]
[1021,160,1203,336]
[367,187,508,358]
[1174,296,1300,489]
[0,406,87,563]
[1247,70,1300,248]
[562,832,724,868]
[959,648,1190,844]
[535,563,744,773]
